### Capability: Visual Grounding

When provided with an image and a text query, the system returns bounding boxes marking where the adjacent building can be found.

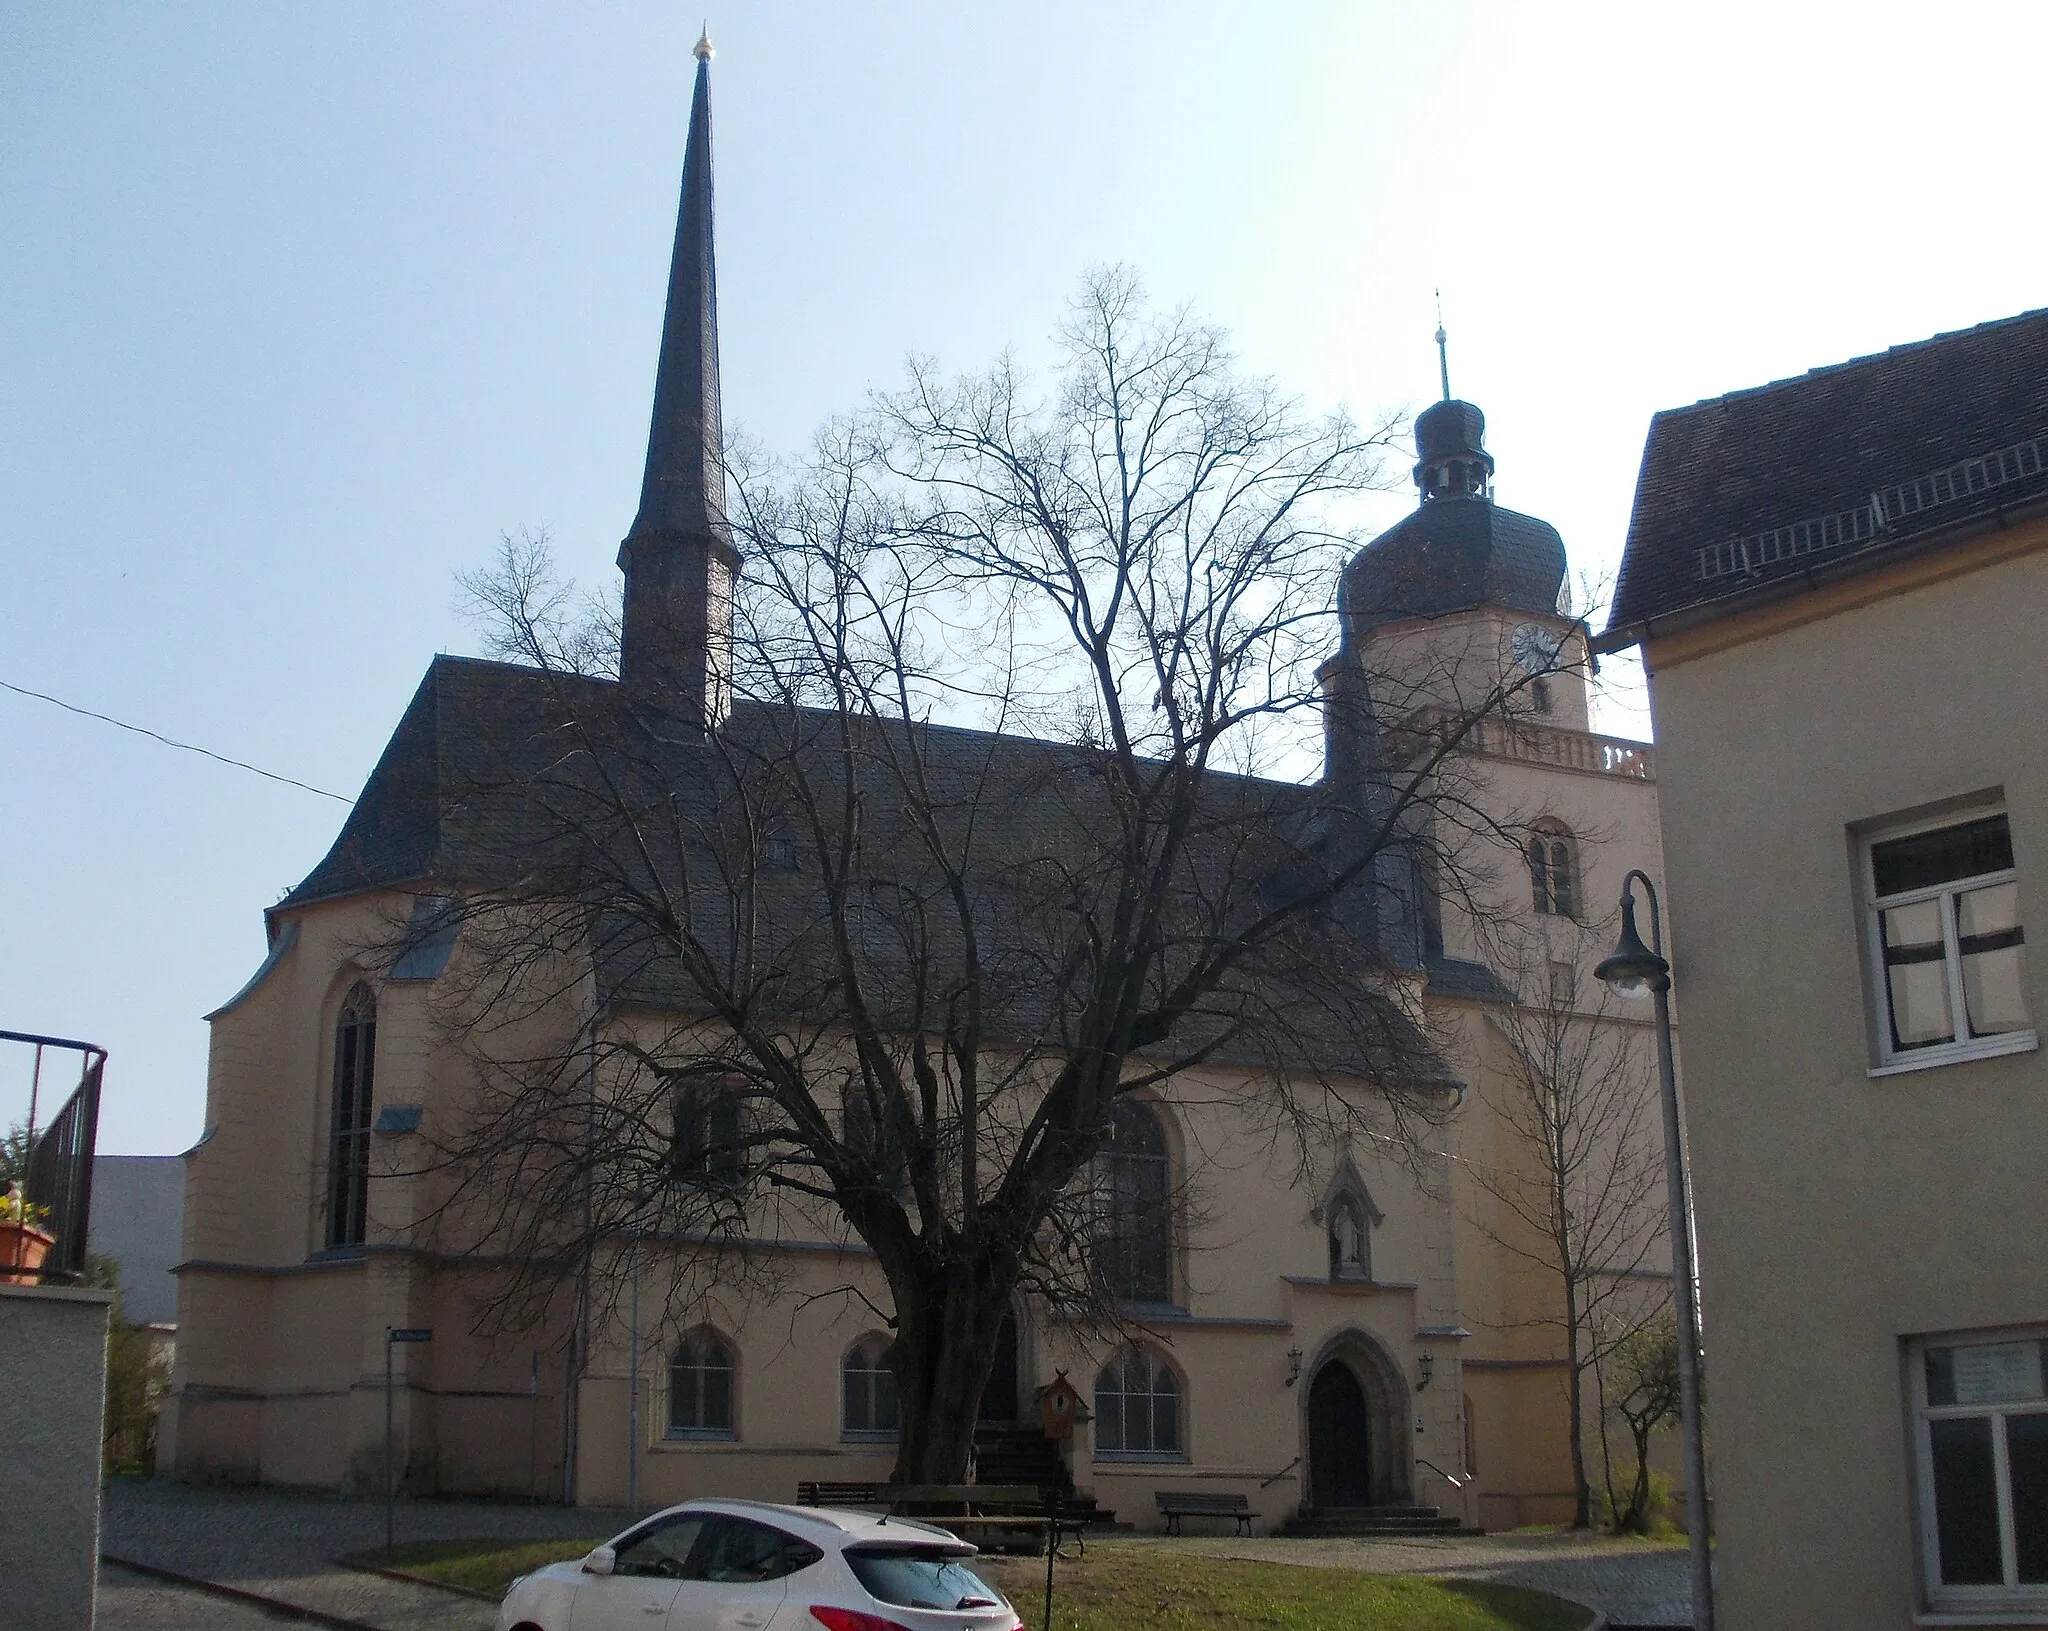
[1598,309,2048,1622]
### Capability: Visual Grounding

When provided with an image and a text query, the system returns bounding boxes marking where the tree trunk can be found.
[1563,1280,1591,1529]
[885,1265,1012,1484]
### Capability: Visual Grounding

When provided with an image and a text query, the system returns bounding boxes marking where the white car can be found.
[494,1497,1028,1631]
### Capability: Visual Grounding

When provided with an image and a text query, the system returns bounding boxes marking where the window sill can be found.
[1092,1450,1189,1464]
[662,1429,737,1443]
[840,1430,898,1444]
[1915,1610,2048,1625]
[1869,1029,2038,1078]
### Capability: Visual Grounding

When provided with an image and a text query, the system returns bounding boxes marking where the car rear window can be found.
[846,1550,1005,1611]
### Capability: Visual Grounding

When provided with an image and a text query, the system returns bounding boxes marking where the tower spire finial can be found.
[1434,290,1451,403]
[694,22,714,61]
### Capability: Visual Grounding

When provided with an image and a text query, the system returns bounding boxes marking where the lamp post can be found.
[1594,870,1714,1631]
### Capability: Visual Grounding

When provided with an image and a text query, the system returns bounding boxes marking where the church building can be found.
[161,41,1666,1534]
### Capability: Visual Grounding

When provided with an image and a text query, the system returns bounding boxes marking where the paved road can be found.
[103,1479,1690,1629]
[100,1562,301,1630]
[105,1479,631,1631]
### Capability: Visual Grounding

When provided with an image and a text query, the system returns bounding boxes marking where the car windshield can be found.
[846,1549,1004,1611]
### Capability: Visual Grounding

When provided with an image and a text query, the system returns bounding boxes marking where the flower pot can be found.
[0,1221,54,1285]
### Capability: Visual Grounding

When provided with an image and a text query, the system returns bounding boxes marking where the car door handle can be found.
[642,1606,665,1615]
[735,1618,768,1628]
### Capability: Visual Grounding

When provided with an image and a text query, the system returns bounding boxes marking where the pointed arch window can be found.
[1101,1098,1174,1305]
[1094,1345,1183,1458]
[668,1329,736,1436]
[1528,823,1579,918]
[841,1335,899,1439]
[326,983,376,1249]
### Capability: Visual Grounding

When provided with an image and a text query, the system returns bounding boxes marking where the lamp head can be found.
[1595,890,1669,998]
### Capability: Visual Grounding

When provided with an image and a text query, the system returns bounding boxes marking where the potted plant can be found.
[0,1183,53,1285]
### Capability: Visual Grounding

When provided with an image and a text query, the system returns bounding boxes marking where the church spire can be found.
[619,31,736,723]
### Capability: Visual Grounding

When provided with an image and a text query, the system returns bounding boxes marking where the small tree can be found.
[1597,1312,1681,1534]
[410,269,1551,1483]
[1465,929,1669,1528]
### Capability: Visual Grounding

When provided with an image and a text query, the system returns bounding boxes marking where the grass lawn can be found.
[349,1537,1591,1629]
[345,1536,607,1596]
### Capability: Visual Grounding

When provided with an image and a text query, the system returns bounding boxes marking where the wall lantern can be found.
[1416,1350,1435,1392]
[1285,1346,1304,1387]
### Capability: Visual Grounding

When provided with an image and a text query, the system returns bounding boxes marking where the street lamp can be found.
[1596,870,1715,1631]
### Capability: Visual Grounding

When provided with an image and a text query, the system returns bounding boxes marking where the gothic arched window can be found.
[841,1335,899,1439]
[672,1087,745,1187]
[1328,1194,1372,1281]
[326,983,376,1249]
[668,1329,736,1436]
[1102,1098,1174,1304]
[1093,1345,1183,1457]
[1528,824,1579,919]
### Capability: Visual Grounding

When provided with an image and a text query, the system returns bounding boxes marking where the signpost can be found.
[385,1328,432,1554]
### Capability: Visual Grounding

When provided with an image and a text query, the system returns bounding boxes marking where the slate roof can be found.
[1343,496,1569,632]
[1601,306,2048,645]
[280,654,1455,1084]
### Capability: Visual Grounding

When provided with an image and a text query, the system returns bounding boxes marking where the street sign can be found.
[389,1328,433,1343]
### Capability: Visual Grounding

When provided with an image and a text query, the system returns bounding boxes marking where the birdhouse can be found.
[1035,1369,1090,1440]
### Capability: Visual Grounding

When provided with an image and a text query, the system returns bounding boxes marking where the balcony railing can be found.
[1394,708,1656,782]
[2,1030,106,1284]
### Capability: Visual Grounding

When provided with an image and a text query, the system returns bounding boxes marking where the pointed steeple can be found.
[619,30,737,723]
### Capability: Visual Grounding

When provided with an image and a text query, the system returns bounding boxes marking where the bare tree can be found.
[402,268,1556,1482]
[1594,1310,1681,1534]
[1463,927,1670,1528]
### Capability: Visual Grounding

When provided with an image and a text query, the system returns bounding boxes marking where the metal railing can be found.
[2,1030,106,1284]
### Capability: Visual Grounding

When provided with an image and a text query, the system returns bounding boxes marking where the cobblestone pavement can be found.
[104,1479,1689,1629]
[100,1562,304,1630]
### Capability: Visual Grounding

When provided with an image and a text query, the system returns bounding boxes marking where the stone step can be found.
[1279,1504,1483,1539]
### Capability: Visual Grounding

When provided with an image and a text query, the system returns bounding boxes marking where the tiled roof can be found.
[1603,306,2048,642]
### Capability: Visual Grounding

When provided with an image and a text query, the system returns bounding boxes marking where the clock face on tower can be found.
[1511,622,1565,676]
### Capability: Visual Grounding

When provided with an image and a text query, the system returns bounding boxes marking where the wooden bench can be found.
[795,1482,1059,1554]
[796,1481,888,1508]
[1156,1489,1254,1535]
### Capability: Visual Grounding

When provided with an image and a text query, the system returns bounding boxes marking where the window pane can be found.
[1874,816,2013,896]
[670,1359,700,1430]
[1930,1416,2004,1585]
[703,1356,733,1429]
[2008,1414,2048,1582]
[1154,1378,1180,1453]
[1958,883,2029,1037]
[1882,900,1954,1049]
[875,1366,898,1432]
[1094,1376,1122,1452]
[616,1515,704,1577]
[844,1365,867,1432]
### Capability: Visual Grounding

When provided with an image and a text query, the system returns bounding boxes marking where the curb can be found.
[102,1555,393,1631]
[338,1557,504,1602]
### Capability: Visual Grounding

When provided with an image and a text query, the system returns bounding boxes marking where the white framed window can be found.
[841,1335,899,1440]
[1864,809,2034,1073]
[667,1328,737,1438]
[1092,1345,1184,1459]
[1911,1328,2048,1613]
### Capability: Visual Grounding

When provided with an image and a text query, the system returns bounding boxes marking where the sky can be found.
[6,0,2047,1155]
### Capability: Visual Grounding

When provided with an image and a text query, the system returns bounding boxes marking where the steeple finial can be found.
[694,24,714,61]
[618,36,737,721]
[1434,290,1451,402]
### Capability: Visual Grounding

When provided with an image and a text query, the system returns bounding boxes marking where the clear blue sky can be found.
[6,1,2045,1154]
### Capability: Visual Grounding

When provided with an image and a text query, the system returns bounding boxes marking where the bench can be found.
[796,1482,1061,1554]
[1155,1489,1254,1535]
